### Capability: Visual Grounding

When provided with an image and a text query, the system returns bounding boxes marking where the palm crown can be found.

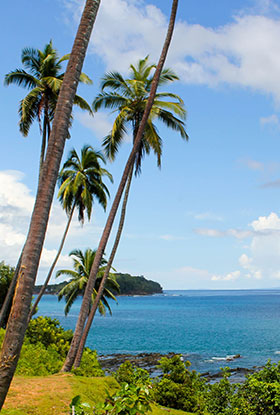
[58,145,113,224]
[4,41,92,170]
[92,56,188,174]
[57,248,119,316]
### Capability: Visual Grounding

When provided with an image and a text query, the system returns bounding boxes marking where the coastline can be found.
[98,351,261,383]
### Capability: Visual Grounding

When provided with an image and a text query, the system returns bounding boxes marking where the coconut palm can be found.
[57,248,119,316]
[4,40,92,174]
[29,145,112,319]
[62,0,180,372]
[72,56,188,368]
[0,1,101,405]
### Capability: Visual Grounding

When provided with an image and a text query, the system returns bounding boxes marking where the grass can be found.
[2,374,194,415]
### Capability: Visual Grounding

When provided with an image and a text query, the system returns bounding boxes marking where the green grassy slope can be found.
[2,375,193,415]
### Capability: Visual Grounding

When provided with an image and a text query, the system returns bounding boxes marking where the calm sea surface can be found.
[37,290,280,374]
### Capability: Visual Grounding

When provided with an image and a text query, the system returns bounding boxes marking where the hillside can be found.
[2,374,191,415]
[34,273,163,296]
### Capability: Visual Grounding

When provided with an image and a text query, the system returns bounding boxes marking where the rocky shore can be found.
[98,352,258,382]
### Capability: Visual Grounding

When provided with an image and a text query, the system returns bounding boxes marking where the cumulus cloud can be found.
[195,212,280,284]
[237,212,280,281]
[0,170,103,283]
[66,0,280,101]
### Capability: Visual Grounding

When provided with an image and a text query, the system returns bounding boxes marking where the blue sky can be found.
[1,0,280,289]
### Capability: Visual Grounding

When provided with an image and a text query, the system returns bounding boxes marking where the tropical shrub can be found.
[205,368,236,414]
[114,361,150,386]
[153,354,205,413]
[72,348,104,377]
[70,382,152,415]
[16,342,63,376]
[26,316,73,357]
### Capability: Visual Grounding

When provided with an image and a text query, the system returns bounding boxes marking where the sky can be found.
[1,0,280,289]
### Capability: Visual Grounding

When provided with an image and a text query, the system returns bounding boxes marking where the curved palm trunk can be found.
[0,253,22,329]
[28,205,75,321]
[73,164,134,368]
[62,0,179,373]
[0,1,100,408]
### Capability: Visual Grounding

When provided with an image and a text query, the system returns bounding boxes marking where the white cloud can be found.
[238,212,280,281]
[76,111,112,140]
[66,0,280,101]
[211,270,241,281]
[159,234,186,241]
[242,158,264,171]
[195,228,253,239]
[0,170,104,283]
[260,114,280,127]
[251,212,280,230]
[193,212,223,221]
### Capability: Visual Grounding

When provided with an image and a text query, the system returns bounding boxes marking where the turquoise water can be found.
[36,290,280,374]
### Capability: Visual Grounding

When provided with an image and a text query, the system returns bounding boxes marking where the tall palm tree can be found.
[0,41,94,329]
[62,0,180,372]
[0,0,101,407]
[73,56,188,368]
[4,40,92,175]
[28,145,112,319]
[57,248,119,316]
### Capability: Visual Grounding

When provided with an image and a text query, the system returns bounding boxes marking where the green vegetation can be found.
[2,319,280,415]
[57,248,119,316]
[0,262,15,328]
[4,41,92,174]
[34,273,162,296]
[114,274,162,295]
[0,317,103,378]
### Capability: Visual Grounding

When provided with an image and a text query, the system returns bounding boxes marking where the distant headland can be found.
[33,273,163,296]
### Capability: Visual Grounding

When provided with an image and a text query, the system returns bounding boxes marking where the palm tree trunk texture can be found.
[39,110,48,176]
[0,253,22,329]
[28,205,75,321]
[73,164,134,368]
[0,0,101,408]
[62,0,179,372]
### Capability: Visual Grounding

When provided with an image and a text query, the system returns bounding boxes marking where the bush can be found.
[70,382,152,415]
[153,354,205,413]
[205,361,280,415]
[205,368,236,415]
[114,361,150,386]
[26,316,73,357]
[16,342,63,376]
[72,348,104,377]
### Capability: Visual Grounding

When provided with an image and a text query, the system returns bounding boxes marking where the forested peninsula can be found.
[33,273,163,296]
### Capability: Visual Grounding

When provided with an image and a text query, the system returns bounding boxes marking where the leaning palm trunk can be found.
[73,164,134,368]
[0,253,22,329]
[0,1,101,408]
[28,205,75,321]
[62,0,179,372]
[38,109,49,182]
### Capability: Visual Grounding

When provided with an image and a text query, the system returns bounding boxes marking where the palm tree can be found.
[56,248,119,316]
[62,0,180,372]
[1,41,94,329]
[4,40,92,175]
[72,56,188,368]
[0,0,101,407]
[28,145,112,319]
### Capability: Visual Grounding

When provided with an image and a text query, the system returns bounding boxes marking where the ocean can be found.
[36,289,280,375]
